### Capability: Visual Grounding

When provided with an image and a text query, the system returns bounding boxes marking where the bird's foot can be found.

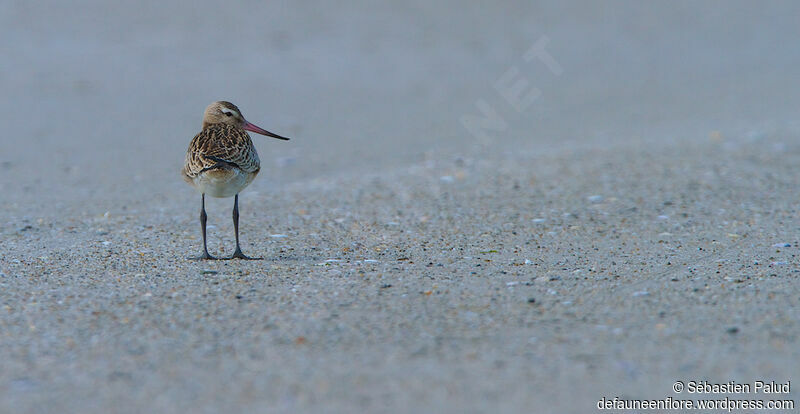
[189,252,221,261]
[229,248,263,260]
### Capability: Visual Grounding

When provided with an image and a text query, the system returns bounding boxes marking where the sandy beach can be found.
[1,1,799,413]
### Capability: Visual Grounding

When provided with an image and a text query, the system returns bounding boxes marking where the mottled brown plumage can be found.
[182,123,261,196]
[182,101,290,260]
[182,102,266,197]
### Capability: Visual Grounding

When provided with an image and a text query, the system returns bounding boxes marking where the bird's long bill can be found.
[243,121,290,140]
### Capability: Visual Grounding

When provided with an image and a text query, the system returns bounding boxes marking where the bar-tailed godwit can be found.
[182,101,289,260]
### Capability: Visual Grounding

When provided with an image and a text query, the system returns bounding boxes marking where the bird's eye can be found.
[222,111,233,117]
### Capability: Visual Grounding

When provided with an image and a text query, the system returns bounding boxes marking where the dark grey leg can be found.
[230,194,262,260]
[191,193,218,260]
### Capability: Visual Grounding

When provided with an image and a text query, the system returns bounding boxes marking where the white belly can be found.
[192,169,255,198]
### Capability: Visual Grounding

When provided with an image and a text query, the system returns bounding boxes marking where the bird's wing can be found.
[183,125,260,178]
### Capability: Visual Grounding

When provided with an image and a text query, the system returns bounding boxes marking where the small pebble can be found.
[726,327,739,334]
[632,291,650,297]
[587,195,604,203]
[202,270,218,275]
[527,297,536,304]
[772,243,791,248]
[532,218,546,223]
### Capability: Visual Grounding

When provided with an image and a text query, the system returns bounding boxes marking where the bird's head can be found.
[202,101,290,141]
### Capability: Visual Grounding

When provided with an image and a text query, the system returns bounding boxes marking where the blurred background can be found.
[1,0,799,210]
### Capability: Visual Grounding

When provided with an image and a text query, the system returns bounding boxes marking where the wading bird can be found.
[182,101,289,260]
